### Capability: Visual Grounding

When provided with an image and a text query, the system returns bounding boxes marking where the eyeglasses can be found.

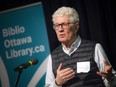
[53,23,74,30]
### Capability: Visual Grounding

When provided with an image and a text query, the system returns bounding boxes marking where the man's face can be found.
[53,16,79,45]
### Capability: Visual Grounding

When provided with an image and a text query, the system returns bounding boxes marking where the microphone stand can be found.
[14,69,23,87]
[14,58,38,87]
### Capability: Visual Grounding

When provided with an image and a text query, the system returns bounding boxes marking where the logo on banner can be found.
[2,25,45,59]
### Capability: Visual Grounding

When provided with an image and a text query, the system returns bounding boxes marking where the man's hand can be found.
[97,60,113,81]
[55,63,75,86]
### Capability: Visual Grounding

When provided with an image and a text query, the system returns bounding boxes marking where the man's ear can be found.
[75,23,79,34]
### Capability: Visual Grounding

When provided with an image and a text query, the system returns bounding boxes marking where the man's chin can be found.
[59,40,66,43]
[58,38,67,42]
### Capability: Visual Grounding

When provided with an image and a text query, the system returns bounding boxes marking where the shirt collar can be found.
[62,35,81,55]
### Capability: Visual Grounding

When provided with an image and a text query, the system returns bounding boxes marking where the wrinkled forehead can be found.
[53,15,70,24]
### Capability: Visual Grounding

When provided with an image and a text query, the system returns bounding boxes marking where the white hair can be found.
[52,6,79,23]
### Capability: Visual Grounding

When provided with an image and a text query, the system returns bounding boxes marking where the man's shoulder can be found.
[81,39,97,47]
[51,45,62,54]
[81,39,97,44]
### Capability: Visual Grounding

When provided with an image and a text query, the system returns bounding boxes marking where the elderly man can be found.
[45,6,116,87]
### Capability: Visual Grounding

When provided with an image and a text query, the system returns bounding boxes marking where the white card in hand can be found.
[77,61,90,73]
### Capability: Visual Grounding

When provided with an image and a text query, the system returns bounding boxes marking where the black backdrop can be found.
[0,0,116,69]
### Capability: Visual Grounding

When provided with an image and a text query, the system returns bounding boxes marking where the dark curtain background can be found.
[0,0,116,69]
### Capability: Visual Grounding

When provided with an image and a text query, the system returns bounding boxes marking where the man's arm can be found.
[45,55,61,87]
[94,43,116,87]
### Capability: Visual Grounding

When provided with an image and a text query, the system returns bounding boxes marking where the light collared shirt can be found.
[45,36,116,87]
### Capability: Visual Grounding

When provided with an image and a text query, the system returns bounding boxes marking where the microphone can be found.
[14,58,38,72]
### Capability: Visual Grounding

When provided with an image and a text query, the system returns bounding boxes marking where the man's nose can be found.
[58,25,64,31]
